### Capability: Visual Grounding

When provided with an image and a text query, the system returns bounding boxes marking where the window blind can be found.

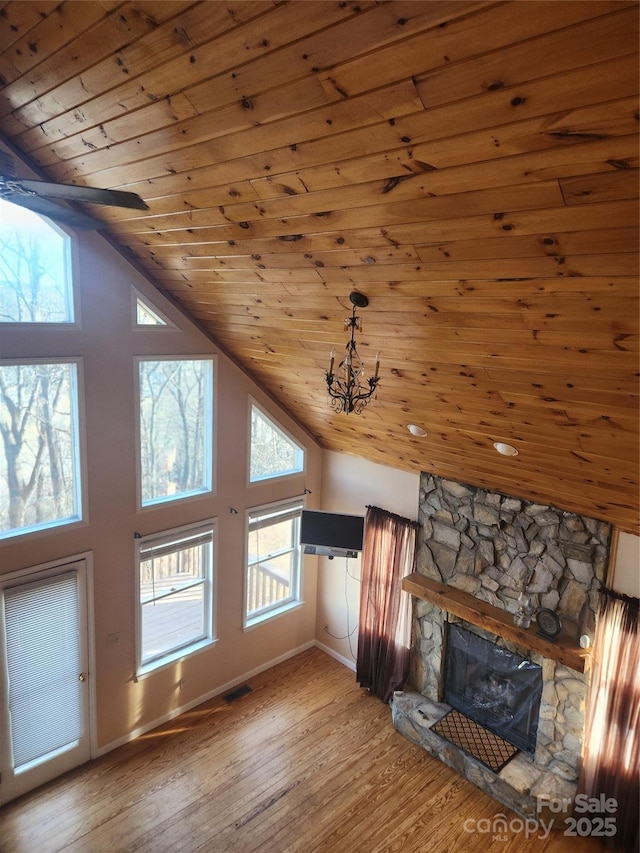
[4,572,83,770]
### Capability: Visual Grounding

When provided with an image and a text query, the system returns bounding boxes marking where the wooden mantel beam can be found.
[402,572,590,673]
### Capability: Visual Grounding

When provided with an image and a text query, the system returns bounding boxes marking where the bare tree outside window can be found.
[0,361,81,538]
[0,199,80,539]
[249,404,304,482]
[0,199,72,323]
[139,359,213,505]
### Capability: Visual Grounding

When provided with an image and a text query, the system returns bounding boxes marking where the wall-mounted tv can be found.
[300,510,365,559]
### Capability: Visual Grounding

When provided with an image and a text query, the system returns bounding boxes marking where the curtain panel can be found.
[577,588,639,852]
[356,505,418,703]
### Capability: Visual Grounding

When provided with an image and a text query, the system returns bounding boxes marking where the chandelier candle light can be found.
[325,292,380,415]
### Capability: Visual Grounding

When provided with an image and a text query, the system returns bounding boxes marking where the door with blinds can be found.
[0,559,91,805]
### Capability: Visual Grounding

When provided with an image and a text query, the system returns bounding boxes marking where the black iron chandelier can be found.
[325,292,380,415]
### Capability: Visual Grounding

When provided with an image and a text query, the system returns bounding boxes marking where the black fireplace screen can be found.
[443,623,543,755]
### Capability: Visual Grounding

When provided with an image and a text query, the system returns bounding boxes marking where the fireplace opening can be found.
[443,623,543,756]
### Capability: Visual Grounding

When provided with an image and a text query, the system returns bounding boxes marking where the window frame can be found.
[0,198,80,327]
[248,399,305,485]
[135,355,216,510]
[243,496,305,629]
[135,518,217,677]
[0,357,87,542]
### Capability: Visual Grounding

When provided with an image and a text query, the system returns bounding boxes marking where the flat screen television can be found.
[300,510,365,559]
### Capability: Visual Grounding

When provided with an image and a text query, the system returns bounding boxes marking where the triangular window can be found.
[249,403,304,483]
[134,290,174,327]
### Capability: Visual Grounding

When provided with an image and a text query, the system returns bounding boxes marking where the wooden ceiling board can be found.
[0,0,637,532]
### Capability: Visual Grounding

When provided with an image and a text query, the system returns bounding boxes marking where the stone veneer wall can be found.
[402,474,611,809]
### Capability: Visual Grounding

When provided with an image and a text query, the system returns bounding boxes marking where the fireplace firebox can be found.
[443,623,543,755]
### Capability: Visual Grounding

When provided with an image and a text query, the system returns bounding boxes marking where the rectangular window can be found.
[137,521,216,672]
[0,360,82,540]
[245,498,304,627]
[138,357,213,506]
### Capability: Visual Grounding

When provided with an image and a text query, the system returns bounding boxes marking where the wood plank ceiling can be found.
[0,1,638,532]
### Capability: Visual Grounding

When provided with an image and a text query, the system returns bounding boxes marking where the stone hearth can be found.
[392,474,611,817]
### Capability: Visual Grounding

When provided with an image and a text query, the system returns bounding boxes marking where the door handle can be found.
[78,673,87,682]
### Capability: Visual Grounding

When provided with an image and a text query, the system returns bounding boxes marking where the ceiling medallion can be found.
[326,292,380,415]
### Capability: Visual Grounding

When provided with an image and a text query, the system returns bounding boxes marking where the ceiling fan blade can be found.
[3,193,105,229]
[16,178,149,210]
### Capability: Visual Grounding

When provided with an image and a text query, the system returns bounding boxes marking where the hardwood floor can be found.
[1,648,606,853]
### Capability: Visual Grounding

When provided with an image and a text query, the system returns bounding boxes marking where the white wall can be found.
[0,222,322,751]
[315,450,419,667]
[611,531,640,597]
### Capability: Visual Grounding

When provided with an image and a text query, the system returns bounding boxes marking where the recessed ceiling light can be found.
[493,441,519,457]
[407,424,428,437]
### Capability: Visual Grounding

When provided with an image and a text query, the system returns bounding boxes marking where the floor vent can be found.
[222,684,252,703]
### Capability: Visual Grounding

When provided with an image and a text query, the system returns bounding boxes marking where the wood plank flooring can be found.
[0,648,606,853]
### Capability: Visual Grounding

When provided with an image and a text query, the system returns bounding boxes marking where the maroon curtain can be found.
[356,505,417,703]
[577,588,639,852]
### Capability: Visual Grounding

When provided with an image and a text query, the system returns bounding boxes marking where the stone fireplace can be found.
[391,474,611,818]
[443,622,543,756]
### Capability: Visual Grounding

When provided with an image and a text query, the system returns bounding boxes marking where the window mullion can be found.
[142,576,205,606]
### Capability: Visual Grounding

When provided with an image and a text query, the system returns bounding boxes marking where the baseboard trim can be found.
[95,640,316,757]
[314,639,356,672]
